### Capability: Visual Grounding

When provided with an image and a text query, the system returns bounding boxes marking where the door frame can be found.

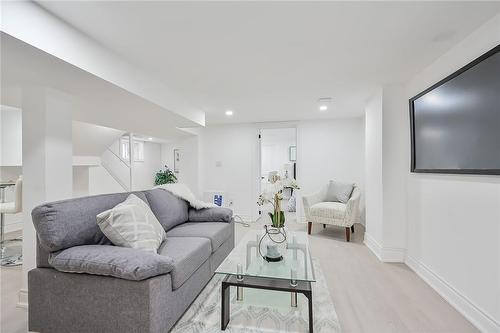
[257,125,298,218]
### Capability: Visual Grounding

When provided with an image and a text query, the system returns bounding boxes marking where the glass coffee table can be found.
[216,229,316,332]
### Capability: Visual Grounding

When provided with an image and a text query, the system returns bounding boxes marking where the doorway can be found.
[258,127,297,218]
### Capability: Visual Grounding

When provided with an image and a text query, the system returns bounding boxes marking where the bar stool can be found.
[0,176,22,265]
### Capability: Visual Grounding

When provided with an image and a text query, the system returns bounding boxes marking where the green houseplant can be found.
[154,165,178,185]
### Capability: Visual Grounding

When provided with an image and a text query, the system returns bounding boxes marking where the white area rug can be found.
[172,259,341,333]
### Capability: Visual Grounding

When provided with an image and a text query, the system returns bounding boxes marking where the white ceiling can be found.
[37,1,500,124]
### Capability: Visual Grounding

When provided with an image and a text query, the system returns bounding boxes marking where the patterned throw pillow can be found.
[96,194,166,253]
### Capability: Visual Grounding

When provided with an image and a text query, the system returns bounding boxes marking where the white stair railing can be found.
[101,147,131,191]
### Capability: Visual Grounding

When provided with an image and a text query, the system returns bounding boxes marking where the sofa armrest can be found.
[49,245,174,281]
[188,207,233,222]
[302,187,326,220]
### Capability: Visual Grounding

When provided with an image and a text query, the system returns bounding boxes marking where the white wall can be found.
[133,141,162,190]
[381,85,409,252]
[87,165,124,195]
[89,138,162,194]
[404,13,500,332]
[72,166,89,198]
[73,137,162,197]
[199,124,259,220]
[0,106,22,166]
[162,125,258,219]
[161,134,200,196]
[164,119,366,223]
[297,118,365,223]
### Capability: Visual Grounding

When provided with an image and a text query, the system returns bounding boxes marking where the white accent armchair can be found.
[302,183,360,241]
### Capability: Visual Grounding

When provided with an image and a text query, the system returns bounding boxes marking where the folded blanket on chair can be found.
[154,183,217,210]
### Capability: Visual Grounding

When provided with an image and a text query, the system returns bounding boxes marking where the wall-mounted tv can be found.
[409,44,500,175]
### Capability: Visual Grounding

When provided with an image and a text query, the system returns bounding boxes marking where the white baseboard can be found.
[363,232,406,262]
[380,246,406,262]
[364,232,382,260]
[365,235,497,331]
[17,289,28,309]
[405,255,499,333]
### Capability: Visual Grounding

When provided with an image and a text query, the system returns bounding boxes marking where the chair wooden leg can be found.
[323,224,326,229]
[345,227,351,242]
[307,222,312,235]
[351,225,355,233]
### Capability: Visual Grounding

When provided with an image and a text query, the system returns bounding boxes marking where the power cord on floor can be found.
[233,214,250,227]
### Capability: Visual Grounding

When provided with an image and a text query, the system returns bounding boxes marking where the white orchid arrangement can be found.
[257,176,300,228]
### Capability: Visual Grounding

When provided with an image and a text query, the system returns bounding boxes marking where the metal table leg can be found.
[221,276,231,330]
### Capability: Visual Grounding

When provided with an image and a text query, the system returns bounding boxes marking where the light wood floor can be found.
[1,223,477,333]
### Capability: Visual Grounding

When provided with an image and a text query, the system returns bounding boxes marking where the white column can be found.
[364,85,408,263]
[19,86,73,307]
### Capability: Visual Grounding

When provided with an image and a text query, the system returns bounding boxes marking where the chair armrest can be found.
[188,207,233,222]
[49,245,174,281]
[345,186,361,223]
[302,187,326,220]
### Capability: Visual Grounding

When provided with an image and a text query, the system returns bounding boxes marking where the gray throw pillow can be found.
[49,245,174,281]
[325,181,354,204]
[144,189,189,231]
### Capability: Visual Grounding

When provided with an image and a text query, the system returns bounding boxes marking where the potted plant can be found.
[257,176,299,261]
[154,165,178,185]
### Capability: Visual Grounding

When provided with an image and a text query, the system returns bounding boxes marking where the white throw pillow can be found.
[96,194,166,253]
[324,181,354,204]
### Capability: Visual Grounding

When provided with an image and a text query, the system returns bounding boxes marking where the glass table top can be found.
[216,229,315,282]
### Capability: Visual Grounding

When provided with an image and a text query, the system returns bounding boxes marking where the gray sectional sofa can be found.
[28,189,234,333]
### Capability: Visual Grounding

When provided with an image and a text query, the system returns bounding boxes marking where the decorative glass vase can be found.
[259,225,287,262]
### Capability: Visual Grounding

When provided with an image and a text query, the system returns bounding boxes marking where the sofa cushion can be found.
[48,245,174,281]
[325,181,354,204]
[166,222,232,252]
[310,202,346,220]
[32,192,149,252]
[188,207,233,222]
[97,194,166,253]
[158,237,211,289]
[144,189,189,231]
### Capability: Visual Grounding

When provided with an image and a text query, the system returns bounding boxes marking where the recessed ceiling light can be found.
[148,137,153,141]
[225,110,233,116]
[318,97,332,112]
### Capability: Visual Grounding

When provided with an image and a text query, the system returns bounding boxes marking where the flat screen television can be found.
[409,44,500,175]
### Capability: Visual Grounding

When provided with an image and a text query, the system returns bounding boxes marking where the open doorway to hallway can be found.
[258,127,297,220]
